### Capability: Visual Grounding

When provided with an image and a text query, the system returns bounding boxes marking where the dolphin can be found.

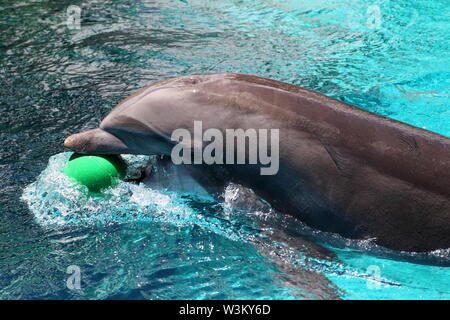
[64,73,450,252]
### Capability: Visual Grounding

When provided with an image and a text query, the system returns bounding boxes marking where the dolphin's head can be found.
[64,83,195,156]
[64,74,233,156]
[64,128,132,154]
[63,88,174,155]
[64,120,173,156]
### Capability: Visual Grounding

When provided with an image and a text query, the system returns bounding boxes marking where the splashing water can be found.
[1,0,449,299]
[23,153,248,241]
[19,152,450,299]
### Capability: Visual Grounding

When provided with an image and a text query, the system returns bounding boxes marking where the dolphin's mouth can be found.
[64,128,131,154]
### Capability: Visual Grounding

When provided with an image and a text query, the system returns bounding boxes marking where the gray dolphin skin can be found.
[64,73,450,252]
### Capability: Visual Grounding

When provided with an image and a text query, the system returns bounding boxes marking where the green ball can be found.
[64,153,127,193]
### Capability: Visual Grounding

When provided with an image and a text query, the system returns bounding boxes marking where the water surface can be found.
[1,0,449,299]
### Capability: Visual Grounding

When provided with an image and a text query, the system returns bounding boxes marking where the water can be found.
[1,0,449,299]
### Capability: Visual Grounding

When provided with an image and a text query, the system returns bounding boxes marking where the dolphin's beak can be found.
[64,128,130,154]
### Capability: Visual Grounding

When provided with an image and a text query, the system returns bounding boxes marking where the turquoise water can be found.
[1,0,449,299]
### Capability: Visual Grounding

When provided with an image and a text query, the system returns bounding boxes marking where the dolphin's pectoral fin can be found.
[253,227,343,299]
[64,128,131,154]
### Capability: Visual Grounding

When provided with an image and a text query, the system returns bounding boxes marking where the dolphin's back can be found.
[193,74,448,200]
[97,73,450,251]
[178,73,449,251]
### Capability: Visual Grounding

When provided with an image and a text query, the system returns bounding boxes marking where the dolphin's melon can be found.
[64,153,127,193]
